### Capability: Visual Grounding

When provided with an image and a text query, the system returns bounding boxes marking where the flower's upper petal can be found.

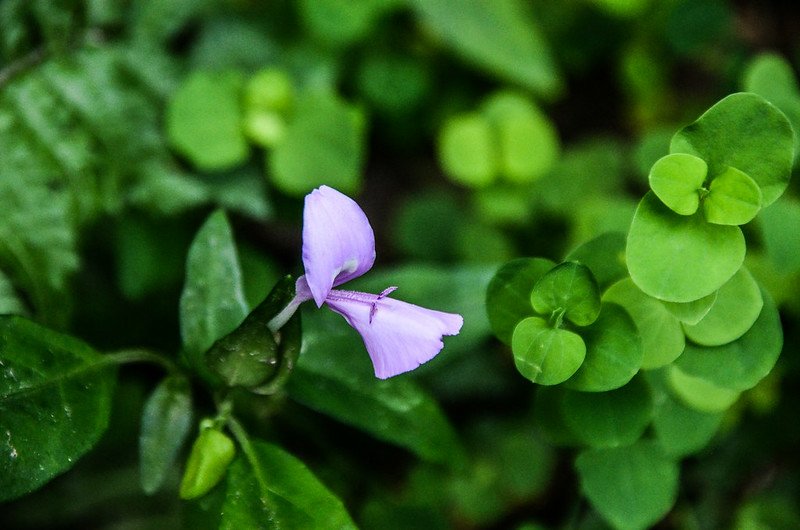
[303,186,376,307]
[324,289,463,379]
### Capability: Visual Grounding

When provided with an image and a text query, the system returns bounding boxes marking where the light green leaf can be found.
[648,153,707,215]
[0,316,116,502]
[562,376,653,448]
[269,90,365,196]
[677,287,781,391]
[667,365,740,412]
[670,92,794,207]
[167,71,249,171]
[482,90,560,184]
[512,317,586,385]
[288,308,466,467]
[140,376,193,494]
[438,112,498,187]
[627,192,745,302]
[682,267,763,346]
[222,440,356,529]
[531,262,601,327]
[486,258,556,344]
[603,278,684,369]
[703,166,762,225]
[298,0,399,46]
[565,303,642,392]
[410,0,561,97]
[180,427,236,500]
[564,232,628,291]
[757,195,800,274]
[576,441,679,530]
[0,269,25,315]
[660,291,717,325]
[180,210,249,380]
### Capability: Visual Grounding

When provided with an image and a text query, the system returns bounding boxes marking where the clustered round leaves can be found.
[486,90,793,530]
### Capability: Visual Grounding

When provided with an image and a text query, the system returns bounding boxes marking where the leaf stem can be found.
[226,415,271,497]
[103,348,180,374]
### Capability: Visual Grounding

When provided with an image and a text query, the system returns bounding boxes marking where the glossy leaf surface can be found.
[512,317,586,386]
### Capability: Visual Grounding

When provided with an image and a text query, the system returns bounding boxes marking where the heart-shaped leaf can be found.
[627,192,745,302]
[530,262,601,327]
[511,317,586,385]
[648,153,708,215]
[703,166,762,225]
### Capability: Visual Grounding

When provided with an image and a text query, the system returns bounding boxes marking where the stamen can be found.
[370,286,398,324]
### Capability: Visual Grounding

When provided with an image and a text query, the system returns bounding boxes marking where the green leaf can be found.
[180,210,249,381]
[660,291,717,325]
[703,166,762,225]
[565,303,642,392]
[0,316,116,502]
[0,268,25,315]
[222,439,357,529]
[269,90,365,196]
[288,308,465,466]
[562,376,653,448]
[140,376,193,494]
[646,370,723,457]
[576,441,679,530]
[682,267,763,346]
[627,192,745,302]
[409,0,561,97]
[648,153,708,215]
[757,195,800,273]
[438,112,498,187]
[485,258,556,344]
[670,92,794,207]
[564,232,628,291]
[676,287,781,391]
[180,427,236,500]
[482,90,560,184]
[533,386,582,447]
[512,317,586,385]
[298,0,398,46]
[167,70,249,171]
[603,278,684,370]
[666,365,740,412]
[530,262,601,327]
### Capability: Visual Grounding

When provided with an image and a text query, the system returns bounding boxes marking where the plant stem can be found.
[104,348,180,374]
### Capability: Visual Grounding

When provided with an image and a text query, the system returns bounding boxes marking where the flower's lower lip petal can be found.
[325,290,463,379]
[302,186,376,305]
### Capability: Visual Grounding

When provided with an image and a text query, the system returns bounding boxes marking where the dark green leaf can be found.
[180,210,249,380]
[564,232,628,291]
[222,439,356,529]
[576,441,679,530]
[139,376,193,494]
[486,258,556,344]
[0,316,116,502]
[288,308,466,466]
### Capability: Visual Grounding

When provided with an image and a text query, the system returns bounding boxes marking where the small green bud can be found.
[179,425,236,500]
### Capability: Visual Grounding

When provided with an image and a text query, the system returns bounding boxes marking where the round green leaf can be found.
[438,112,498,187]
[564,232,628,291]
[627,192,745,302]
[576,441,679,530]
[660,291,717,325]
[565,302,642,392]
[670,92,793,207]
[269,91,365,196]
[562,376,653,448]
[244,68,294,113]
[167,71,248,171]
[530,262,601,327]
[482,91,560,184]
[682,267,763,346]
[511,317,586,385]
[667,365,740,412]
[486,258,556,344]
[0,317,116,502]
[703,166,762,225]
[648,153,708,215]
[603,278,685,369]
[646,370,724,458]
[676,287,781,391]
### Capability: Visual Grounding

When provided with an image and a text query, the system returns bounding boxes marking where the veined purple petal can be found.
[324,289,463,379]
[303,186,376,307]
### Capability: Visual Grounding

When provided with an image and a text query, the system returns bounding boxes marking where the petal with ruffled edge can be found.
[324,289,464,379]
[303,186,376,307]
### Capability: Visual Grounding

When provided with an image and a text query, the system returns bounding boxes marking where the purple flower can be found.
[269,186,463,379]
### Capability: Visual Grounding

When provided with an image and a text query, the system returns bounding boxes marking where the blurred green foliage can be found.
[1,1,800,529]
